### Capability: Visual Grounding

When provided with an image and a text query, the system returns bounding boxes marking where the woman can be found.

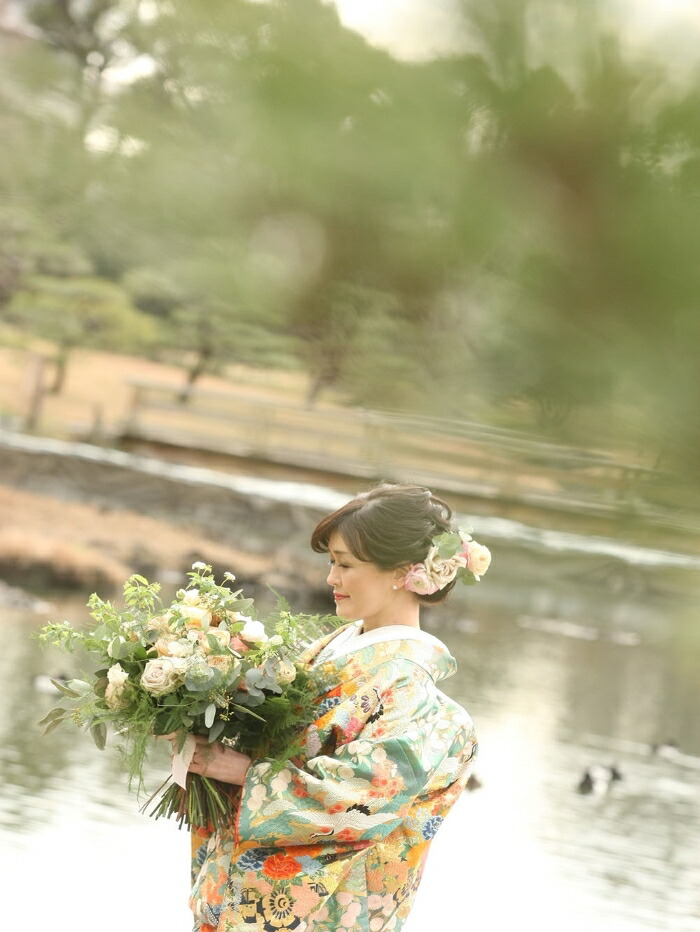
[188,483,488,932]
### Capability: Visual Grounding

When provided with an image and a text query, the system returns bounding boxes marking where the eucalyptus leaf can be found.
[50,678,81,698]
[208,720,225,743]
[108,636,126,659]
[204,702,217,728]
[37,707,68,726]
[434,533,460,558]
[67,678,92,696]
[206,633,221,651]
[90,721,107,750]
[43,717,67,736]
[231,598,254,612]
[93,676,108,698]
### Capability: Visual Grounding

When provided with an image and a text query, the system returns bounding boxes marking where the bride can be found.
[187,482,489,932]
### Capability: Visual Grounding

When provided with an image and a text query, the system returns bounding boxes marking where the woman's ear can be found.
[392,566,410,589]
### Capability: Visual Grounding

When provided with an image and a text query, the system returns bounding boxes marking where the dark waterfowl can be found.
[577,765,623,795]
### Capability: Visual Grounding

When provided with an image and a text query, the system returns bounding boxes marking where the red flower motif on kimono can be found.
[368,773,402,798]
[342,715,364,741]
[262,853,303,879]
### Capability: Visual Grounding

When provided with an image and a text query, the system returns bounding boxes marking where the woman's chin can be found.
[334,601,357,619]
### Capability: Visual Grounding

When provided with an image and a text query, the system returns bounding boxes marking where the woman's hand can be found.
[187,734,251,785]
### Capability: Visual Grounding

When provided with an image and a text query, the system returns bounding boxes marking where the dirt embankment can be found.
[0,483,322,604]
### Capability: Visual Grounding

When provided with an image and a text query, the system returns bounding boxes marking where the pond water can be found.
[1,540,700,932]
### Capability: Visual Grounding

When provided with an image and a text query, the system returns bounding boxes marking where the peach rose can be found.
[463,541,491,580]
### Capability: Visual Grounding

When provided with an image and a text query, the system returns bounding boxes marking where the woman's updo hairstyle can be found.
[311,483,457,604]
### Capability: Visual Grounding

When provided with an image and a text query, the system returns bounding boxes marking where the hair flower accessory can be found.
[404,529,491,594]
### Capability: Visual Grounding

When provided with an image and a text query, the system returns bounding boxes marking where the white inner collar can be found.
[318,622,446,662]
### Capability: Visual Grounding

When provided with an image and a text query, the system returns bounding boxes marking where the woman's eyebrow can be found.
[329,548,352,558]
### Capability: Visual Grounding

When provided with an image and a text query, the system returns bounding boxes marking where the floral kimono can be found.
[190,623,478,932]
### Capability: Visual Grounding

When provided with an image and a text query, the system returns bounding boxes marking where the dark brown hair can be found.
[310,483,457,604]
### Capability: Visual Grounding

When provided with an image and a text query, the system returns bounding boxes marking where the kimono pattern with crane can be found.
[190,623,478,932]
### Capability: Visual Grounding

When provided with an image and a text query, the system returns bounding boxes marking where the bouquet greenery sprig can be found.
[38,563,333,831]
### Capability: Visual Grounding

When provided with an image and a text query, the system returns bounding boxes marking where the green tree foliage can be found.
[2,0,700,484]
[7,275,156,391]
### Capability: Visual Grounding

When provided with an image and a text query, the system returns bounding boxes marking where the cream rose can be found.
[105,662,129,710]
[179,604,212,631]
[238,618,268,643]
[181,588,202,606]
[271,657,297,685]
[206,653,240,677]
[154,636,194,658]
[204,628,231,652]
[149,612,175,636]
[464,541,491,580]
[141,657,187,695]
[424,546,467,589]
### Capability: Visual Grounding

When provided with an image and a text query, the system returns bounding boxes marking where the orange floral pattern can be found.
[262,853,303,879]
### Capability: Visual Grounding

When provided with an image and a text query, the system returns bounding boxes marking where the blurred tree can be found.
[444,0,700,477]
[0,204,93,307]
[6,275,155,391]
[3,0,700,489]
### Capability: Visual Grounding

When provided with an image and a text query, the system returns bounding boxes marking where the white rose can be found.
[105,663,129,710]
[107,662,128,687]
[140,657,187,695]
[271,657,296,685]
[424,546,467,589]
[239,617,268,643]
[155,637,194,658]
[181,588,201,606]
[464,541,491,580]
[179,604,212,631]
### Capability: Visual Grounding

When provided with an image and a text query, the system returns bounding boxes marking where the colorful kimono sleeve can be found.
[235,660,450,849]
[191,823,212,886]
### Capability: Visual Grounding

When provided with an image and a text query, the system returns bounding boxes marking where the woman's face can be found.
[326,530,405,628]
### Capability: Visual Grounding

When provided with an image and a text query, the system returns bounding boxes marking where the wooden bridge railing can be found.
[121,379,670,523]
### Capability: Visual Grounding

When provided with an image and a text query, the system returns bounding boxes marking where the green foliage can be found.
[3,0,700,482]
[7,275,156,357]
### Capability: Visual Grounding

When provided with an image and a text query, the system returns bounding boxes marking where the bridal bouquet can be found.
[38,563,331,831]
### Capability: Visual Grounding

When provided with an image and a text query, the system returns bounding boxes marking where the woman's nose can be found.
[327,564,340,586]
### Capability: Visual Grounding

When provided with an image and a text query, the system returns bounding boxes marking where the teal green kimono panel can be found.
[190,626,477,932]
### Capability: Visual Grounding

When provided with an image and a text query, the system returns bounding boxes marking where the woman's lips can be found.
[333,593,349,602]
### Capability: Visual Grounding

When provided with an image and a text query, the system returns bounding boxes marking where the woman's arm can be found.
[234,660,470,849]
